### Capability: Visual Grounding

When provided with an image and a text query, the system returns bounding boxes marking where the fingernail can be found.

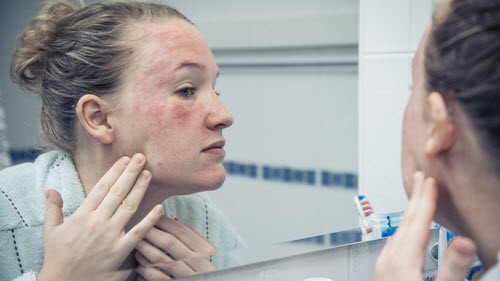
[121,156,131,165]
[140,170,151,181]
[154,205,164,215]
[414,171,423,182]
[134,154,145,164]
[44,190,50,199]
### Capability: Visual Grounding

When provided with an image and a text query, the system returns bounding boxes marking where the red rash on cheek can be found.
[172,104,191,120]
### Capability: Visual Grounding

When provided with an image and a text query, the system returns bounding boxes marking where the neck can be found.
[434,155,500,269]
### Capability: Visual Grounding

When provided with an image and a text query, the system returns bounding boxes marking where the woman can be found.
[374,0,499,280]
[0,0,243,280]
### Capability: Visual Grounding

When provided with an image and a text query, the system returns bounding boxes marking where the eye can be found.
[176,87,196,98]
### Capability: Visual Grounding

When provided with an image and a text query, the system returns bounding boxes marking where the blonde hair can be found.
[10,0,192,156]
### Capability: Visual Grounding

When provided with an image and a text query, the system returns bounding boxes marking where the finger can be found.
[80,156,130,211]
[137,239,215,275]
[383,173,426,256]
[97,153,146,218]
[436,237,477,281]
[145,227,207,261]
[174,217,211,241]
[398,171,425,230]
[136,239,174,266]
[119,204,163,255]
[136,267,172,281]
[153,216,216,257]
[184,222,217,253]
[136,247,196,278]
[44,189,64,234]
[110,170,152,228]
[376,175,438,271]
[374,235,397,278]
[405,178,438,248]
[155,259,196,278]
[182,256,217,273]
[136,252,172,281]
[396,175,438,254]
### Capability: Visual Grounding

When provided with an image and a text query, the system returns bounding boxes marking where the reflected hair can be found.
[10,0,192,156]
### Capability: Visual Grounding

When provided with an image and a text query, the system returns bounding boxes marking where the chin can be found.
[184,170,226,195]
[201,173,226,191]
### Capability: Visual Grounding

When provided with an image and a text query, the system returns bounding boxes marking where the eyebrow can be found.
[174,62,220,78]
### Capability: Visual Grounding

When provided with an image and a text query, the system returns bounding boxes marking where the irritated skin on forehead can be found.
[127,22,207,124]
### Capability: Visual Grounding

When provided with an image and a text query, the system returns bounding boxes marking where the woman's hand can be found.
[135,215,217,280]
[373,171,477,281]
[38,154,163,281]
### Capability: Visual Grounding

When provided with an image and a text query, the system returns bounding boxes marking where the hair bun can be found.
[10,1,80,94]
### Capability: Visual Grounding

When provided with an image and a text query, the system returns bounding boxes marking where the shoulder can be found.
[163,192,214,219]
[0,151,62,230]
[164,192,232,225]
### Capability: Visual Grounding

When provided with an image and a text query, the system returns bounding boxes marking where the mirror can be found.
[169,0,360,268]
[0,0,360,274]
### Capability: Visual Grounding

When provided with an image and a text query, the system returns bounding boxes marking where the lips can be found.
[202,140,226,152]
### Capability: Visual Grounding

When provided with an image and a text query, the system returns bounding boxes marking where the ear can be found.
[424,92,456,158]
[75,94,115,144]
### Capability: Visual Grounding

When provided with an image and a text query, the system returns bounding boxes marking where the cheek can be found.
[401,95,416,197]
[146,103,194,142]
[172,104,191,120]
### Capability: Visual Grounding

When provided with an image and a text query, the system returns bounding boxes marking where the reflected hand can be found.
[373,171,477,281]
[135,215,217,280]
[38,154,163,281]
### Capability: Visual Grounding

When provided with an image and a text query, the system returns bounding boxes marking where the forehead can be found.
[126,19,215,74]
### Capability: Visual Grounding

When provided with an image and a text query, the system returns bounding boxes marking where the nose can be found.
[207,91,234,130]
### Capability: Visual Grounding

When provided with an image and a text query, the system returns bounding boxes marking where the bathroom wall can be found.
[358,0,434,213]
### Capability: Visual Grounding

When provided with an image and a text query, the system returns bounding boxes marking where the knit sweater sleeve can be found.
[12,271,37,281]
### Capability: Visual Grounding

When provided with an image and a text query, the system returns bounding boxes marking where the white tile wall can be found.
[410,0,434,50]
[358,0,433,213]
[362,0,411,53]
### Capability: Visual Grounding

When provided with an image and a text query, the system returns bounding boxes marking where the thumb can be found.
[44,189,64,233]
[436,236,477,281]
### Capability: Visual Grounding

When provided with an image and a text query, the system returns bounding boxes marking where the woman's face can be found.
[111,19,234,194]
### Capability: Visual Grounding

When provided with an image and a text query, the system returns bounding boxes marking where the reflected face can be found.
[112,19,234,194]
[401,30,430,198]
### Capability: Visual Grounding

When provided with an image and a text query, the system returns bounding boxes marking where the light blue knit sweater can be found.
[0,151,244,281]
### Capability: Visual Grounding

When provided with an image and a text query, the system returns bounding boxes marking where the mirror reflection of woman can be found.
[374,0,499,280]
[0,1,244,280]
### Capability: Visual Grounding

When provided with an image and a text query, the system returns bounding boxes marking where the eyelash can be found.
[176,87,196,98]
[175,87,221,98]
